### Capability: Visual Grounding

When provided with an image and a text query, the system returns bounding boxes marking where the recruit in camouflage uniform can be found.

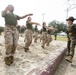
[41,22,47,49]
[34,25,38,43]
[24,17,40,52]
[41,22,55,48]
[66,30,71,56]
[65,16,76,63]
[2,5,33,65]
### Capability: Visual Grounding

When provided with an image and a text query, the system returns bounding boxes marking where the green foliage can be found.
[52,35,67,41]
[48,20,67,34]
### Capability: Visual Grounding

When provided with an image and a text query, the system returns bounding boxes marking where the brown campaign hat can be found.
[66,16,76,21]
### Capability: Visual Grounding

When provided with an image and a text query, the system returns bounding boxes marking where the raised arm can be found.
[43,25,50,29]
[19,13,33,19]
[2,7,10,17]
[44,25,56,30]
[48,27,57,30]
[28,21,40,26]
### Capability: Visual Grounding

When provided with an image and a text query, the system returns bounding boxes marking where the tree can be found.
[48,20,66,33]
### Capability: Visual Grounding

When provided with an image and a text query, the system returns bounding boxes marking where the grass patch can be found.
[52,35,67,41]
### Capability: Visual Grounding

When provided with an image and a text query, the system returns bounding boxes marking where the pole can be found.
[66,0,76,18]
[66,8,69,18]
[42,13,45,22]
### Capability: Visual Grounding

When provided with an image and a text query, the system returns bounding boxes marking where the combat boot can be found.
[65,55,73,63]
[66,53,70,56]
[24,47,29,52]
[4,57,12,66]
[4,56,14,66]
[41,45,44,49]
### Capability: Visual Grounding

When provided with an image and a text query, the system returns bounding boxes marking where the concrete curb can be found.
[27,48,67,75]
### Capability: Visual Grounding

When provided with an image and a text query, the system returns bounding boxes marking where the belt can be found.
[6,25,16,28]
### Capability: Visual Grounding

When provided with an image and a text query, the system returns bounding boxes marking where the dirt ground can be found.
[1,35,76,75]
[54,51,76,75]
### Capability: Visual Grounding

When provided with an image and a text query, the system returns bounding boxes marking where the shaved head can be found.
[7,5,14,12]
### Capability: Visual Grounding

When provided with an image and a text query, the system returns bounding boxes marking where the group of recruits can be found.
[2,5,76,66]
[2,5,56,66]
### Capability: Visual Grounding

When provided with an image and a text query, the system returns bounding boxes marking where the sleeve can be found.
[74,24,76,28]
[16,15,20,20]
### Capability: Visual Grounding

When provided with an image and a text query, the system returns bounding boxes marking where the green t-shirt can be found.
[26,20,33,30]
[42,26,46,32]
[4,12,19,26]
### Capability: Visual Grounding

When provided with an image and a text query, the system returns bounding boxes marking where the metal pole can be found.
[66,8,69,18]
[42,13,45,22]
[66,0,76,18]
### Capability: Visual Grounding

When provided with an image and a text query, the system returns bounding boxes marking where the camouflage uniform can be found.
[54,30,57,40]
[46,30,52,46]
[39,29,42,42]
[24,20,33,52]
[34,26,38,43]
[66,24,76,63]
[66,30,71,56]
[2,11,19,65]
[41,26,47,48]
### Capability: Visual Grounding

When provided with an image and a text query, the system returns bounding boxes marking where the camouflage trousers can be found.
[41,32,47,47]
[70,39,76,57]
[34,31,38,42]
[67,40,71,54]
[46,34,52,46]
[25,29,33,48]
[4,25,19,57]
[39,34,42,42]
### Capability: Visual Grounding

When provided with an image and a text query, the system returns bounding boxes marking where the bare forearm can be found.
[44,26,49,29]
[29,22,39,25]
[48,27,56,30]
[19,13,33,19]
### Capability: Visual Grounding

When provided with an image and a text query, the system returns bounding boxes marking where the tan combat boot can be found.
[4,56,14,66]
[65,55,73,63]
[24,47,29,52]
[4,56,12,66]
[11,46,16,54]
[66,53,70,56]
[41,45,45,49]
